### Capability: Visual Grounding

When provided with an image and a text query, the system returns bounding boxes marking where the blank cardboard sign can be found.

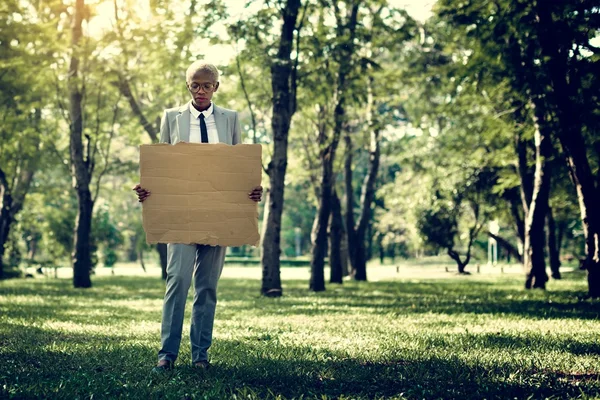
[140,143,262,246]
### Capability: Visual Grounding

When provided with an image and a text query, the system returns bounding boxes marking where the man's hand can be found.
[248,186,263,203]
[133,184,151,202]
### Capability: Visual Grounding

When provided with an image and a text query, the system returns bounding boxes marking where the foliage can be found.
[0,0,592,288]
[92,205,124,268]
[417,198,457,251]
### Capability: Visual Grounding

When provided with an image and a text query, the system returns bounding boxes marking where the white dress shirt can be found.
[189,102,219,143]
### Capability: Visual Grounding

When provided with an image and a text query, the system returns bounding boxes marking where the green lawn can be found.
[1,267,599,399]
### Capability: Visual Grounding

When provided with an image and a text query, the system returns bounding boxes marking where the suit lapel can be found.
[213,105,228,144]
[176,103,190,143]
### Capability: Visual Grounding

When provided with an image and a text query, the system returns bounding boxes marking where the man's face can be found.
[187,69,219,110]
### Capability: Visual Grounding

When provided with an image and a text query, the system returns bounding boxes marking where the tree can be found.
[418,170,489,274]
[66,0,122,287]
[344,5,415,281]
[523,104,553,289]
[308,0,360,292]
[0,0,55,278]
[438,0,600,296]
[260,0,303,297]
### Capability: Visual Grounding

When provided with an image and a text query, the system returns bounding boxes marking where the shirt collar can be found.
[189,102,213,119]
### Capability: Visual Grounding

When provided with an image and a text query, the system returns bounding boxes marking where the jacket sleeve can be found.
[159,110,170,144]
[232,111,242,145]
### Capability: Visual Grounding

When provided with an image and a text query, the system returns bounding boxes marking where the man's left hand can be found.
[248,186,263,202]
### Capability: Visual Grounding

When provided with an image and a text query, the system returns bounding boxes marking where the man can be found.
[133,61,263,373]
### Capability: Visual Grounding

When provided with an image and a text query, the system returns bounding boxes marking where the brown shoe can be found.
[151,360,173,374]
[193,360,211,370]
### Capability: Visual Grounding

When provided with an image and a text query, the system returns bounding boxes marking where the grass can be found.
[1,265,600,399]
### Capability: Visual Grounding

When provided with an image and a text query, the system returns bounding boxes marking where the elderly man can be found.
[134,61,262,372]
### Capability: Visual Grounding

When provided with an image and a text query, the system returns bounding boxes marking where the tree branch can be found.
[92,95,121,203]
[291,0,309,114]
[235,50,258,144]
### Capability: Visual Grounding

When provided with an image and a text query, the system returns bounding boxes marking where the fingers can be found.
[137,192,151,202]
[248,186,263,202]
[133,184,151,202]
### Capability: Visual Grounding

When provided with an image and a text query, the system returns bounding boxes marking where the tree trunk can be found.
[138,248,146,273]
[329,189,344,284]
[309,1,360,292]
[377,233,384,265]
[547,207,561,279]
[447,202,481,275]
[504,186,525,249]
[487,232,522,263]
[0,171,13,279]
[524,105,552,290]
[353,126,380,281]
[261,0,301,297]
[157,243,167,280]
[536,4,600,298]
[448,249,468,274]
[340,226,350,277]
[310,156,333,292]
[344,133,358,270]
[69,0,93,288]
[117,74,158,142]
[516,132,533,216]
[73,188,93,288]
[0,197,11,279]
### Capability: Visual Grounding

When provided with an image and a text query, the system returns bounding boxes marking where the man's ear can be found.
[214,82,220,92]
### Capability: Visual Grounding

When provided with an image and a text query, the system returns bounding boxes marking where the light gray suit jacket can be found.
[159,101,242,145]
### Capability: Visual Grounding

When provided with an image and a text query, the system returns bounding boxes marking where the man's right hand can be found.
[133,184,151,202]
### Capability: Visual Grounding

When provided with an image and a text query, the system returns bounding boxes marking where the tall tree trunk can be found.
[344,133,358,271]
[261,0,301,297]
[309,1,359,292]
[0,192,11,279]
[536,4,600,297]
[524,105,552,290]
[310,156,333,292]
[73,188,93,287]
[377,234,384,265]
[69,0,93,288]
[351,125,380,281]
[547,207,561,279]
[503,186,525,249]
[340,224,350,277]
[329,189,344,284]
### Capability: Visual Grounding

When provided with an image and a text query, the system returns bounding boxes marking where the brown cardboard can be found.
[140,143,262,247]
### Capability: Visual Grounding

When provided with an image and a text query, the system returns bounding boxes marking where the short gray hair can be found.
[186,61,219,83]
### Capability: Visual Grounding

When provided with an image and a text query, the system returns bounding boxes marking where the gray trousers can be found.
[158,243,226,364]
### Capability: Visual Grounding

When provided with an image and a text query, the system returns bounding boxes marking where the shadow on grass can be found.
[217,277,600,321]
[2,274,598,322]
[1,324,598,399]
[1,275,600,399]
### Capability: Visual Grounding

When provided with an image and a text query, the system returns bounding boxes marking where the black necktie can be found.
[199,113,209,143]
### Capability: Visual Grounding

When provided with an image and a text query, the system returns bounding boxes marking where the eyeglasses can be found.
[188,82,217,93]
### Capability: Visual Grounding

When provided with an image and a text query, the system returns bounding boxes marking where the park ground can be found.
[1,260,600,399]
